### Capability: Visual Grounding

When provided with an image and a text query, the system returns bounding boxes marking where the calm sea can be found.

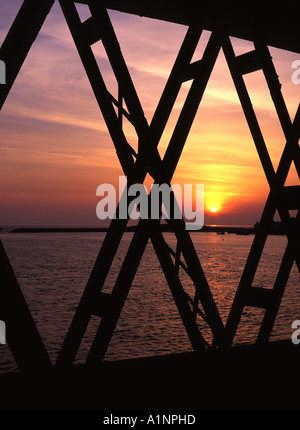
[0,231,299,373]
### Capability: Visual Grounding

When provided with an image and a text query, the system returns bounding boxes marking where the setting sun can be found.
[211,206,218,213]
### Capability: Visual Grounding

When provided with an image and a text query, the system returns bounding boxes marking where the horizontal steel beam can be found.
[104,0,300,54]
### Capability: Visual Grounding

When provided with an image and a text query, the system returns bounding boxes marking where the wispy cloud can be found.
[0,145,81,159]
[0,3,299,225]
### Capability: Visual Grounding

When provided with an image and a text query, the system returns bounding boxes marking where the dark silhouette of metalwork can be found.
[0,0,299,373]
[221,38,300,346]
[0,241,52,372]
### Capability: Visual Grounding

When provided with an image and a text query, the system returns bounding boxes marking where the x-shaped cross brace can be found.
[1,0,299,372]
[221,35,300,346]
[56,1,225,368]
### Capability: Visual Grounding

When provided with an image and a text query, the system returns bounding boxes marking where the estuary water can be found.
[0,231,299,373]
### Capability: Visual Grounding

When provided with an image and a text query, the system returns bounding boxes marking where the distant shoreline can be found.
[8,225,256,235]
[5,222,289,235]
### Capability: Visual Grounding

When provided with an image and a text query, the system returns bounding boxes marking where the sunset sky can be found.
[0,1,299,227]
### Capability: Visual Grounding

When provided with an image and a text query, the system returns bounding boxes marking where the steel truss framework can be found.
[0,0,299,373]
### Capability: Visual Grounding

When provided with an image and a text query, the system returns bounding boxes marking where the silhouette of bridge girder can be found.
[101,0,300,54]
[0,0,299,374]
[0,0,55,110]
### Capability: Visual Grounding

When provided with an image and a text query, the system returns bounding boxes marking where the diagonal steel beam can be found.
[0,240,52,373]
[0,0,55,110]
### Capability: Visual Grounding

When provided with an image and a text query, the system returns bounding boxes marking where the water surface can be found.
[0,232,299,372]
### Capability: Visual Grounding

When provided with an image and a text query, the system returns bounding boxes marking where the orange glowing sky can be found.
[0,1,299,226]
